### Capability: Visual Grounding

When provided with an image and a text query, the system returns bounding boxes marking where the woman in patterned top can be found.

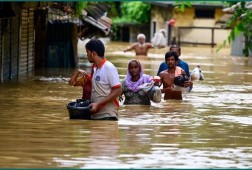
[121,60,161,105]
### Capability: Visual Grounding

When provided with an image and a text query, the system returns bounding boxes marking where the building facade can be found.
[149,2,231,47]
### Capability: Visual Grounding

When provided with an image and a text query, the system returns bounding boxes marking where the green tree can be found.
[72,2,89,17]
[222,1,252,57]
[112,1,151,24]
[108,1,150,40]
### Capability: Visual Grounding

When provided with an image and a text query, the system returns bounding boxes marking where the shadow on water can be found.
[0,41,252,168]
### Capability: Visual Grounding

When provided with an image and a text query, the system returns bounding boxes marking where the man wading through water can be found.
[159,51,193,100]
[123,33,154,56]
[69,39,122,120]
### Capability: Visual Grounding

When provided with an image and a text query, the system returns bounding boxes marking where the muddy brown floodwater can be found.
[0,41,251,168]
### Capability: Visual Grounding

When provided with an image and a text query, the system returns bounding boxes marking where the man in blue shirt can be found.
[157,45,190,77]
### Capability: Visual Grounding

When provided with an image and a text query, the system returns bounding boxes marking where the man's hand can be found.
[161,86,174,93]
[184,81,193,87]
[78,69,87,76]
[89,103,100,113]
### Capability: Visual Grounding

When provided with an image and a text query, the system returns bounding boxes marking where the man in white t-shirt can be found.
[69,39,122,120]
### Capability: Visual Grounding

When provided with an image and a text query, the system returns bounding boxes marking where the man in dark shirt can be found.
[157,45,190,77]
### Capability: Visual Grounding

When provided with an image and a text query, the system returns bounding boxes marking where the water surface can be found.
[0,42,251,168]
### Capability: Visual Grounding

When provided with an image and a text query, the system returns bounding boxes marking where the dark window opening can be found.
[195,9,214,19]
[152,21,156,35]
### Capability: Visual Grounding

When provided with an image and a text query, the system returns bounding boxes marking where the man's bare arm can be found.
[123,43,137,52]
[69,69,87,86]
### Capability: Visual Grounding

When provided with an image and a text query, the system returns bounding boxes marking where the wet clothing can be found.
[90,58,121,120]
[174,66,183,77]
[74,75,92,100]
[122,60,155,105]
[125,60,153,93]
[122,80,151,105]
[157,59,190,77]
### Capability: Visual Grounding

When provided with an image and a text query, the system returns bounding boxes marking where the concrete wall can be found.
[151,5,172,37]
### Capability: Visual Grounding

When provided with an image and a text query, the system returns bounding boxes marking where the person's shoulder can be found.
[104,60,117,70]
[131,42,139,46]
[175,66,185,72]
[143,74,153,81]
[160,61,167,66]
[179,59,189,65]
[146,42,154,47]
[159,70,167,76]
[105,59,114,65]
[175,66,183,69]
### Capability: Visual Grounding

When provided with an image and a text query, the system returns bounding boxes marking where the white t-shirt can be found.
[91,59,121,119]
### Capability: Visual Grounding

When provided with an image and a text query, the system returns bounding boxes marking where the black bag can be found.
[74,99,91,107]
[174,75,189,87]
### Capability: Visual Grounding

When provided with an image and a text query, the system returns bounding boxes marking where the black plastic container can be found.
[66,101,91,119]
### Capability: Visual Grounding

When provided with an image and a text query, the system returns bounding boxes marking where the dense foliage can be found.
[72,2,89,17]
[223,1,252,57]
[112,2,151,25]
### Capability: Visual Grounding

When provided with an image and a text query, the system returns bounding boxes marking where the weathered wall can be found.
[151,6,231,46]
[174,8,230,46]
[0,3,36,82]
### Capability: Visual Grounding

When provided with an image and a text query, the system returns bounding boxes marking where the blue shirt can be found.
[157,59,190,77]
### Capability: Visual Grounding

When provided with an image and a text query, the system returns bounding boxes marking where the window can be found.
[152,21,156,37]
[195,9,214,19]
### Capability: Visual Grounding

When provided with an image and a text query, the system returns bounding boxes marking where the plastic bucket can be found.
[66,101,91,119]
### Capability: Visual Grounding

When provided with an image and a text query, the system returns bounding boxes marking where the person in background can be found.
[69,39,122,120]
[157,44,190,77]
[123,33,154,56]
[121,60,161,105]
[159,51,193,100]
[151,29,167,48]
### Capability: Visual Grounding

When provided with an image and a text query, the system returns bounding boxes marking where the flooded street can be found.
[0,41,252,168]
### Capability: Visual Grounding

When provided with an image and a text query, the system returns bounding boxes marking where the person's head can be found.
[165,51,179,68]
[169,44,181,56]
[127,60,142,79]
[85,39,105,62]
[137,33,146,44]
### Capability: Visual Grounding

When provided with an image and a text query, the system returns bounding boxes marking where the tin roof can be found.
[48,2,112,38]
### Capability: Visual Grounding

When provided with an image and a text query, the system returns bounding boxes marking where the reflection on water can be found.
[0,42,252,168]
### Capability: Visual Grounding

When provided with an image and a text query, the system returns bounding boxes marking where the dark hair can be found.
[85,39,105,57]
[169,44,181,54]
[165,51,179,62]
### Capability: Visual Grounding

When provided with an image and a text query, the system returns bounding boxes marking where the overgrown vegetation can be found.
[72,2,88,17]
[112,2,151,25]
[108,1,151,41]
[221,1,252,57]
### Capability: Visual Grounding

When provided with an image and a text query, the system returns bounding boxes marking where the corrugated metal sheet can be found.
[10,17,20,79]
[0,18,19,81]
[0,20,2,82]
[231,33,244,56]
[0,3,36,83]
[19,8,34,75]
[3,21,12,80]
